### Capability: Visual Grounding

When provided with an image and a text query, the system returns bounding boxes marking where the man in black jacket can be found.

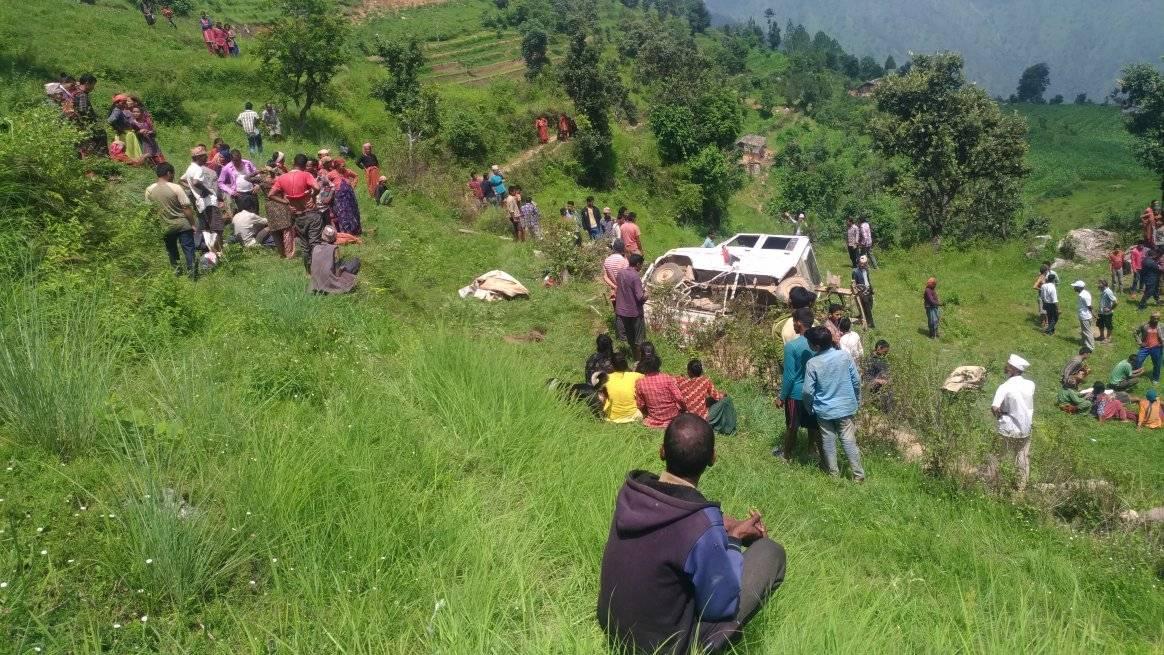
[598,414,786,654]
[581,196,602,240]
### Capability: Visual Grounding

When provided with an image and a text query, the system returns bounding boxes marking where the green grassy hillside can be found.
[0,1,1162,653]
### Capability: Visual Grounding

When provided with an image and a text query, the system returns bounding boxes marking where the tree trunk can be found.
[298,94,314,125]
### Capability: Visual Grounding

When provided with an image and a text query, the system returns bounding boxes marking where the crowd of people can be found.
[143,129,379,295]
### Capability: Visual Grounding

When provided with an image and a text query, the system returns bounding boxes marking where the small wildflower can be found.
[0,582,7,588]
[40,549,48,555]
[271,558,278,563]
[249,580,256,585]
[141,615,148,623]
[113,623,121,629]
[37,527,44,533]
[145,559,153,565]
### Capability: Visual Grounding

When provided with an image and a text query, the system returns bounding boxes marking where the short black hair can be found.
[839,317,852,332]
[687,359,703,377]
[788,286,816,309]
[155,162,174,178]
[245,101,253,110]
[612,350,629,372]
[875,339,890,350]
[805,326,834,351]
[663,413,715,479]
[230,148,242,158]
[627,212,637,222]
[567,200,575,206]
[628,253,644,268]
[638,355,662,374]
[79,73,96,85]
[586,196,594,202]
[829,304,843,314]
[1092,381,1106,395]
[293,153,308,168]
[596,333,613,356]
[792,307,814,329]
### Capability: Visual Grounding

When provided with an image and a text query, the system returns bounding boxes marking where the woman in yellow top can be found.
[1137,389,1163,429]
[604,351,644,423]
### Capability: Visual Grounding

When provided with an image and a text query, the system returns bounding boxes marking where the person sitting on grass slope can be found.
[677,359,735,435]
[1091,382,1135,423]
[597,413,786,655]
[635,349,686,429]
[1109,353,1144,392]
[603,350,643,424]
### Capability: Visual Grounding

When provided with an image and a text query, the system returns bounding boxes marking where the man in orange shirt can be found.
[1109,247,1125,292]
[1134,312,1164,384]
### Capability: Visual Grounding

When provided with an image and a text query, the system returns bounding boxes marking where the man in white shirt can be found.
[236,101,263,155]
[1040,271,1060,334]
[231,210,269,247]
[180,145,223,253]
[990,354,1036,490]
[1072,280,1095,353]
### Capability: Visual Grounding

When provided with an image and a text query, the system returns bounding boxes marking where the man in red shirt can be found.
[620,212,642,255]
[635,352,686,429]
[267,153,322,273]
[1109,247,1125,292]
[676,359,725,421]
[1131,243,1145,293]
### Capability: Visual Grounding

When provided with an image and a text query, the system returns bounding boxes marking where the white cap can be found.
[1104,389,1115,396]
[858,255,869,264]
[1072,280,1086,288]
[1007,354,1030,372]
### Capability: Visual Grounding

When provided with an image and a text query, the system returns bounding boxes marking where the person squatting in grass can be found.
[597,413,786,655]
[803,325,866,481]
[1109,353,1144,392]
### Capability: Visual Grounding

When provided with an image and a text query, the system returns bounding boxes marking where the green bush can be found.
[443,109,489,162]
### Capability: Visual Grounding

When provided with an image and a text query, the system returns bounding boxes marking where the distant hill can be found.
[706,0,1164,99]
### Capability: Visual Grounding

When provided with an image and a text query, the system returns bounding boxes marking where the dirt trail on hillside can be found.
[502,136,564,171]
[352,0,446,18]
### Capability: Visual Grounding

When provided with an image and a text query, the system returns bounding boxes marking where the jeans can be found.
[1080,317,1095,352]
[1044,302,1059,334]
[700,538,786,653]
[293,210,325,273]
[1112,268,1123,292]
[1131,270,1141,292]
[817,416,865,479]
[1136,345,1163,383]
[246,132,263,154]
[926,306,940,338]
[163,229,197,277]
[588,227,602,240]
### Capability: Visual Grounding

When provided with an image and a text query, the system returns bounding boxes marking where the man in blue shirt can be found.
[774,308,820,463]
[803,326,866,481]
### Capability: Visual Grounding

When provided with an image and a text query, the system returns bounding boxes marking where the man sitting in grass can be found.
[598,413,786,655]
[1110,353,1145,392]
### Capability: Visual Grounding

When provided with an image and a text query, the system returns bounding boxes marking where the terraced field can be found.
[422,30,563,86]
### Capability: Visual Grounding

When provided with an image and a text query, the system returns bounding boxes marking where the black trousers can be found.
[619,315,646,355]
[1044,302,1060,333]
[847,246,859,267]
[701,538,787,652]
[294,211,325,273]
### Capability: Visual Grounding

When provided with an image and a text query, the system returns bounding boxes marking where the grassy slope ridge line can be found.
[0,1,1162,653]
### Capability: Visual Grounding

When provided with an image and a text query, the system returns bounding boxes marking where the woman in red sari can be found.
[535,116,549,144]
[211,26,228,56]
[557,113,571,141]
[356,143,380,199]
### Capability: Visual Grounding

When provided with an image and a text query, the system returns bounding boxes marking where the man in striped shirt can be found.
[236,102,262,155]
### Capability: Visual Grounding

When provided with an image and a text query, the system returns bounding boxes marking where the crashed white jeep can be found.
[643,233,822,328]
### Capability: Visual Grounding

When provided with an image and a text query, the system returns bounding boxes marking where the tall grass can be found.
[0,286,117,458]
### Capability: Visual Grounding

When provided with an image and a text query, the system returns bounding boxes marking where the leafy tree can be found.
[257,0,350,123]
[443,108,488,161]
[1114,64,1164,201]
[884,55,897,73]
[858,56,883,80]
[1016,62,1050,103]
[685,0,711,33]
[694,87,743,149]
[560,31,625,187]
[1074,92,1089,104]
[784,22,810,52]
[685,146,745,228]
[839,54,860,79]
[396,88,441,172]
[372,38,425,115]
[767,20,781,50]
[520,21,550,80]
[714,35,750,75]
[1049,94,1064,105]
[871,53,1029,243]
[650,104,698,164]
